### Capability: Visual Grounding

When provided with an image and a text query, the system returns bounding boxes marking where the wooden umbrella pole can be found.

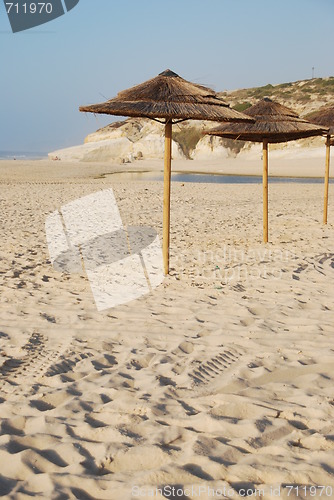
[263,139,269,243]
[163,119,172,275]
[323,134,331,224]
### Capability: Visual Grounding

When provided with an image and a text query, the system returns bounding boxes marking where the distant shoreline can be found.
[0,156,332,181]
[0,151,48,161]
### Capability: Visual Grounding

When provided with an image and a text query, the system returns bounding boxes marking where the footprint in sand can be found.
[189,347,244,385]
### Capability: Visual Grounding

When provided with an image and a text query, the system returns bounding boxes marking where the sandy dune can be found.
[0,159,333,499]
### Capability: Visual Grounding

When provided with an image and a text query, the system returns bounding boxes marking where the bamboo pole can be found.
[163,119,172,275]
[263,139,269,243]
[323,134,331,224]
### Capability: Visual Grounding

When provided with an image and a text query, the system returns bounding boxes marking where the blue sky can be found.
[1,0,334,153]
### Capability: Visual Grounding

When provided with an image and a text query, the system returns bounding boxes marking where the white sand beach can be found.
[0,158,333,499]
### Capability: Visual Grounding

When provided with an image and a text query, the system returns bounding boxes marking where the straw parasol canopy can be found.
[308,105,334,223]
[308,105,334,135]
[79,69,254,123]
[80,69,253,274]
[207,98,327,143]
[206,98,328,242]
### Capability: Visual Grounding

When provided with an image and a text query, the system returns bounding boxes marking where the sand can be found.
[0,158,333,499]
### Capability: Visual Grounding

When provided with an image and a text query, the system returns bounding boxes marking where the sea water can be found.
[0,150,48,160]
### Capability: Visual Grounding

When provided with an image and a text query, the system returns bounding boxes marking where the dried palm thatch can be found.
[206,98,327,143]
[79,69,254,123]
[205,98,329,241]
[80,69,254,274]
[307,105,334,135]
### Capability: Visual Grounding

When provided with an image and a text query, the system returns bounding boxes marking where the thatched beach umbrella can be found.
[206,98,328,242]
[307,106,334,223]
[80,69,253,274]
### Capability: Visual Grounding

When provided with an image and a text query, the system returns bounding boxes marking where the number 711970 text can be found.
[5,3,53,14]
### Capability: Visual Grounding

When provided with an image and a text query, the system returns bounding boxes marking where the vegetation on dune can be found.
[172,127,203,159]
[222,77,334,109]
[220,138,247,155]
[232,102,252,112]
